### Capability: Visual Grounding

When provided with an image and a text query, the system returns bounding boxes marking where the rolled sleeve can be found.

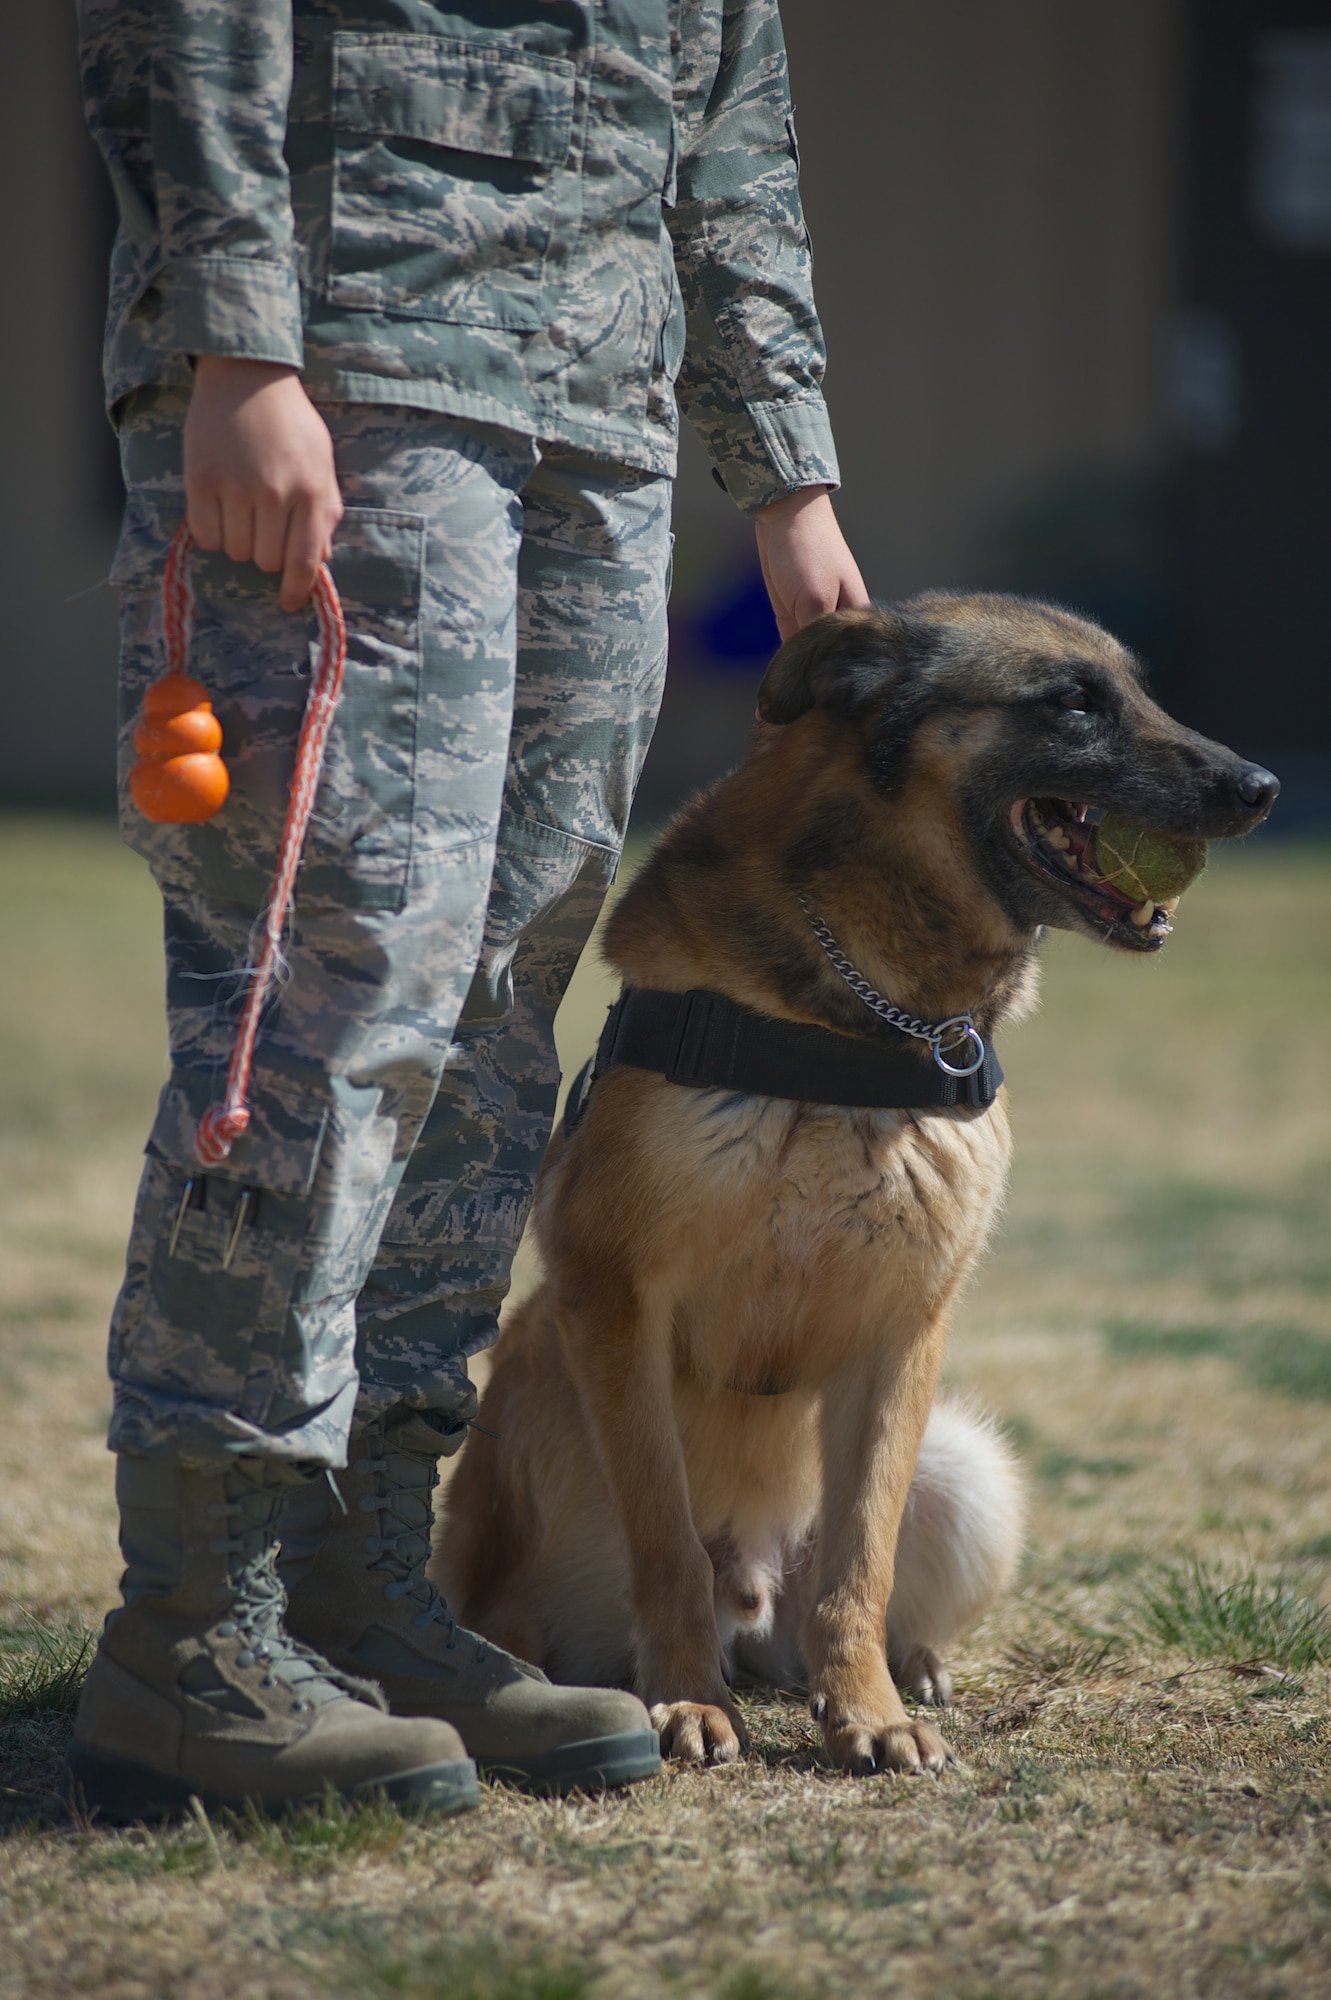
[149,254,306,369]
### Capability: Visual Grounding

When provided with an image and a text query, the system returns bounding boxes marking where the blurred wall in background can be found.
[3,1,1328,822]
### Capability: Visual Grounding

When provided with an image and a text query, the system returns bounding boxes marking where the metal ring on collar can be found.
[931,1021,987,1077]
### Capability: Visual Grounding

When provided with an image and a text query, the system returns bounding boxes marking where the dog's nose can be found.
[1234,763,1280,812]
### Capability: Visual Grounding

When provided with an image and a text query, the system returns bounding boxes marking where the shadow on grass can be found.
[74,1789,432,1878]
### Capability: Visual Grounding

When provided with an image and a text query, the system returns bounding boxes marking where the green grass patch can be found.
[1109,1165,1331,1296]
[1249,1329,1331,1401]
[1060,1549,1151,1585]
[1101,1317,1331,1401]
[1037,1450,1138,1483]
[1291,1533,1331,1562]
[1121,1557,1331,1671]
[0,1619,93,1721]
[1102,1318,1231,1359]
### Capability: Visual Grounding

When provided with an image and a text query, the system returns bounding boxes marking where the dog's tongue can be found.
[1089,814,1208,904]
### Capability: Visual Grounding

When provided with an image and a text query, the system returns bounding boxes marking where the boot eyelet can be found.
[236,1648,256,1668]
[260,1674,277,1688]
[216,1621,239,1639]
[384,1581,405,1601]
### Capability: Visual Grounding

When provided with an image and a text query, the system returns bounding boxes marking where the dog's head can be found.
[757,594,1279,954]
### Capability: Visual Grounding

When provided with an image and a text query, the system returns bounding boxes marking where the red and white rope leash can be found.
[162,525,347,1169]
[162,518,196,679]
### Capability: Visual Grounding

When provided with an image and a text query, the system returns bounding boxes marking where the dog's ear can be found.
[757,608,921,725]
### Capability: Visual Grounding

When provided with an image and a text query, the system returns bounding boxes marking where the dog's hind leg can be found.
[886,1398,1026,1705]
[733,1401,1024,1703]
[433,1344,546,1665]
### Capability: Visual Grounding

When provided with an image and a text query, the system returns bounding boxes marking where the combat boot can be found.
[67,1455,478,1822]
[280,1411,661,1794]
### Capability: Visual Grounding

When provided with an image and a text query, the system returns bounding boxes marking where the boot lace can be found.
[355,1444,490,1663]
[210,1479,386,1711]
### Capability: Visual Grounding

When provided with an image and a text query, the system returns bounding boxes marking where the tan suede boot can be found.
[280,1412,661,1794]
[67,1455,478,1822]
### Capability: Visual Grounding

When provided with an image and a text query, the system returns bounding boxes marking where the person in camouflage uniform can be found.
[70,0,868,1819]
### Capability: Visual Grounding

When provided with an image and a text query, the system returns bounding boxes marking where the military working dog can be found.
[438,594,1279,1776]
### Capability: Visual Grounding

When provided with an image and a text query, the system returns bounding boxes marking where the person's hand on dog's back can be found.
[755,485,870,640]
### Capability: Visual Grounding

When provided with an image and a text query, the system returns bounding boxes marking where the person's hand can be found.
[183,357,343,612]
[754,486,870,641]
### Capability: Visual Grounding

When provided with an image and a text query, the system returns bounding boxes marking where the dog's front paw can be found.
[650,1699,747,1766]
[816,1701,953,1776]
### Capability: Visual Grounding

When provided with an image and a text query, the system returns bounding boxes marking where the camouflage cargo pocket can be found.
[111,1070,331,1429]
[295,506,427,911]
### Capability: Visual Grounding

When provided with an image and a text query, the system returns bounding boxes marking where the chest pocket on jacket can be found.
[328,33,576,330]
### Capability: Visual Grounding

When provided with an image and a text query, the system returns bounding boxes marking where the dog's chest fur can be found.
[583,1074,1013,1397]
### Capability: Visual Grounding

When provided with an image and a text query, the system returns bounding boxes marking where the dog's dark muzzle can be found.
[1090,739,1281,841]
[1234,763,1281,813]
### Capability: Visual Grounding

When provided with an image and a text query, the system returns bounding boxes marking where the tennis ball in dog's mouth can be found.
[1090,813,1207,906]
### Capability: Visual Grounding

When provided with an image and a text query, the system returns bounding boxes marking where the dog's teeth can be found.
[1161,898,1179,916]
[1047,827,1070,850]
[1130,900,1155,927]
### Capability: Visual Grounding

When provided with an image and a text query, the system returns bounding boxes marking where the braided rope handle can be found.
[160,528,347,1168]
[163,521,195,677]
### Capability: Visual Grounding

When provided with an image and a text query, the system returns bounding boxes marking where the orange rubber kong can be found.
[129,673,230,823]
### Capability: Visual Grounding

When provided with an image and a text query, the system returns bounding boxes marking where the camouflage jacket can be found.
[79,0,839,509]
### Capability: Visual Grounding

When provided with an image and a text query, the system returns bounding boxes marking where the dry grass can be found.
[2,811,1330,1999]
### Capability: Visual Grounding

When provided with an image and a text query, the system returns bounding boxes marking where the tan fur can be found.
[437,594,1271,1776]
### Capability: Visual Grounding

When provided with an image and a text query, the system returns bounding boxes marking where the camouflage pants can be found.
[108,390,671,1470]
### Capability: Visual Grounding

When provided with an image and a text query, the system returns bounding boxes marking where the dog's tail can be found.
[887,1397,1026,1705]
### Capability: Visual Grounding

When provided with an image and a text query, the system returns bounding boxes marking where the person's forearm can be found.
[754,487,870,640]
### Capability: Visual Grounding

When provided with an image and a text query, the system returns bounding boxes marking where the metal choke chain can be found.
[798,897,987,1078]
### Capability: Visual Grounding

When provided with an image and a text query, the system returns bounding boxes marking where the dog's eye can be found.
[1058,693,1091,714]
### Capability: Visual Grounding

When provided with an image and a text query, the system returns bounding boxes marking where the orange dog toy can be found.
[128,525,230,823]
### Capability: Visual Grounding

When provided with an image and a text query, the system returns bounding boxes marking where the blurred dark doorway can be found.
[1169,1,1331,768]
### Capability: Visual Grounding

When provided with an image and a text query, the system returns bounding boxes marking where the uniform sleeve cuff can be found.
[713,396,842,515]
[149,255,306,369]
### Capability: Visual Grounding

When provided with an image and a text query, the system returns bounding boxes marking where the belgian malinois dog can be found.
[437,594,1279,1776]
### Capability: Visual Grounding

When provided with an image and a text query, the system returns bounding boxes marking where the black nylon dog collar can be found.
[564,987,1003,1134]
